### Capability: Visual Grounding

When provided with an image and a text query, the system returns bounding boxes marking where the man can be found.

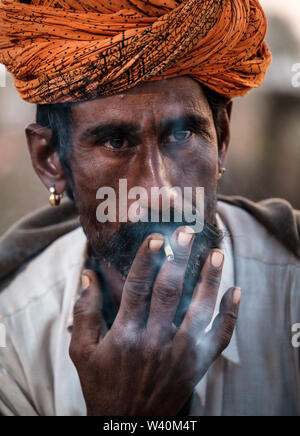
[0,0,299,416]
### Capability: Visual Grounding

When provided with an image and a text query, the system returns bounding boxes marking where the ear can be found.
[25,123,67,195]
[218,100,233,169]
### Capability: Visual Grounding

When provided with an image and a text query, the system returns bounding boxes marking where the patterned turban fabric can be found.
[0,0,272,104]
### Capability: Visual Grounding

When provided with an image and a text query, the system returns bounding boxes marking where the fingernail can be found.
[149,238,164,251]
[177,226,194,246]
[233,287,242,305]
[211,250,224,268]
[81,274,90,290]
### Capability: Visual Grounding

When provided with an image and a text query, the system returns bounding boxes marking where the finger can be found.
[115,233,164,327]
[179,249,224,341]
[201,287,241,363]
[69,269,103,362]
[147,226,195,339]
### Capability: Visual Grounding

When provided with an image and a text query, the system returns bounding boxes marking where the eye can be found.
[103,137,129,149]
[166,130,193,143]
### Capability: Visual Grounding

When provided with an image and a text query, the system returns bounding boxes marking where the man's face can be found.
[69,76,222,253]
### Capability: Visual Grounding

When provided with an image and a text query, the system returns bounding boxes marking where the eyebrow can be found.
[78,113,211,142]
[78,122,137,142]
[160,113,211,138]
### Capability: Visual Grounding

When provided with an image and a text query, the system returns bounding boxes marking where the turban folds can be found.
[0,0,272,104]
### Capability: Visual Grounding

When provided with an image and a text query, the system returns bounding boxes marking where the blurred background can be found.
[0,0,300,236]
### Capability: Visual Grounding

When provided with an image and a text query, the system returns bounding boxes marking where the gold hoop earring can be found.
[49,186,63,207]
[218,167,227,180]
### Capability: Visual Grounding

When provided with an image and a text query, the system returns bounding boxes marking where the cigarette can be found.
[164,237,174,262]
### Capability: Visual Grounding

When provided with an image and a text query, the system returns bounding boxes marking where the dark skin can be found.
[25,76,240,415]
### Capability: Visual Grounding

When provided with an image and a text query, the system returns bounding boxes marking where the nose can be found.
[132,145,178,212]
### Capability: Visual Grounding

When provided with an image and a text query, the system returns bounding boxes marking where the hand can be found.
[69,226,241,416]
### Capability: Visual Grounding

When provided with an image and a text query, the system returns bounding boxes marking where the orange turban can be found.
[0,0,272,104]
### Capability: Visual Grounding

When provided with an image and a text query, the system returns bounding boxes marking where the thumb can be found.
[69,269,103,362]
[204,286,241,361]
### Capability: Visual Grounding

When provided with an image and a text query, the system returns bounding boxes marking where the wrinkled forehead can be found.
[71,77,213,129]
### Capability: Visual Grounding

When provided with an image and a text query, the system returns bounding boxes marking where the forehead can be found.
[71,77,213,129]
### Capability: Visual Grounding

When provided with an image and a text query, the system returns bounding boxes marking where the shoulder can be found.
[0,226,87,416]
[217,198,300,267]
[0,226,87,322]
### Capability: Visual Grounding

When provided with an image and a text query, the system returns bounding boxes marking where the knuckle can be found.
[115,324,140,351]
[73,307,99,325]
[69,344,94,366]
[218,311,238,349]
[125,277,152,302]
[73,297,90,316]
[225,310,238,322]
[154,280,180,305]
[171,250,189,266]
[222,309,239,329]
[205,269,221,288]
[73,296,101,321]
